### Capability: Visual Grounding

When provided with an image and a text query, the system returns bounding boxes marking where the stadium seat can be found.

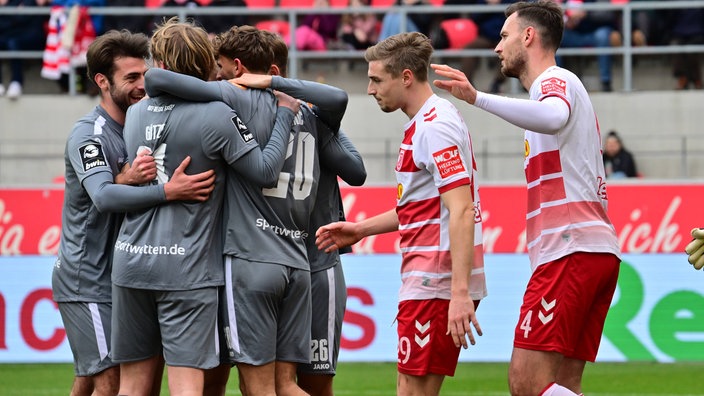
[245,0,275,7]
[428,0,444,5]
[256,19,290,36]
[439,18,478,50]
[280,0,314,7]
[145,0,166,8]
[370,0,394,7]
[329,0,349,7]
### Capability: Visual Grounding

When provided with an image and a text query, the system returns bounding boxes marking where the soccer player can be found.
[432,1,622,395]
[110,19,299,396]
[52,29,216,396]
[315,31,487,396]
[254,28,368,396]
[144,26,365,396]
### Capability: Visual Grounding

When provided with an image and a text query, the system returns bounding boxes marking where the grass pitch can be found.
[1,362,703,395]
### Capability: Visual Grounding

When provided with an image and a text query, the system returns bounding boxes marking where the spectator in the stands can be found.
[603,130,639,179]
[379,0,435,40]
[0,0,50,99]
[103,0,153,36]
[285,0,342,50]
[152,0,248,36]
[664,2,704,89]
[443,0,516,93]
[340,0,379,50]
[559,0,618,92]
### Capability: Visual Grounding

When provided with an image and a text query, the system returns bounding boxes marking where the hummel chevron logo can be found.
[415,320,430,347]
[415,334,430,347]
[415,320,430,334]
[539,297,556,324]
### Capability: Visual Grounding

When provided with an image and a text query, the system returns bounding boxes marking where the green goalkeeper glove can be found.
[685,228,704,270]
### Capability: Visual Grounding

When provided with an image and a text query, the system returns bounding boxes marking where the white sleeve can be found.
[473,91,570,134]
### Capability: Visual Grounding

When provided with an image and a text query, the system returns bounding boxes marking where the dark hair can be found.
[364,32,433,82]
[215,25,274,74]
[260,29,289,77]
[86,29,150,84]
[505,0,564,52]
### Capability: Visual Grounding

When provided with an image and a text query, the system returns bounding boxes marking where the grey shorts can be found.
[221,256,311,366]
[111,285,220,369]
[58,301,117,376]
[298,264,347,376]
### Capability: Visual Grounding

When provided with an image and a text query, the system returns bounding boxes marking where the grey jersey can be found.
[53,106,129,302]
[308,130,367,272]
[112,96,264,290]
[145,70,349,270]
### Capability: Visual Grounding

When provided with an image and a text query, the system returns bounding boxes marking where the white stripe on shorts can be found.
[225,256,240,353]
[326,267,335,357]
[88,303,109,361]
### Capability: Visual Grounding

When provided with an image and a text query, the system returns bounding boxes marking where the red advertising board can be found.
[0,183,700,255]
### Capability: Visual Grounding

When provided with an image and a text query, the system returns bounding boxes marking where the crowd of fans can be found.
[1,0,703,98]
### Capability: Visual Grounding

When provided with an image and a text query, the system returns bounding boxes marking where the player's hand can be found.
[274,90,301,114]
[315,221,361,253]
[118,147,157,185]
[431,63,479,105]
[229,73,273,89]
[164,156,215,202]
[447,296,482,349]
[685,227,704,270]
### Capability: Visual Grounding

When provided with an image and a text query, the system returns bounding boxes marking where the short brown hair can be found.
[214,25,274,74]
[505,0,564,52]
[86,29,149,84]
[151,17,216,81]
[364,32,433,82]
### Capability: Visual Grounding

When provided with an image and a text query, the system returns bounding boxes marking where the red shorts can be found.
[397,299,460,377]
[514,252,620,361]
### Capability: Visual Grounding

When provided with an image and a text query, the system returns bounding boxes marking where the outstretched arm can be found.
[231,73,349,132]
[84,156,215,213]
[431,63,569,134]
[145,68,224,102]
[316,208,399,253]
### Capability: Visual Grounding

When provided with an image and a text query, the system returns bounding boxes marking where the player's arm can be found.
[431,63,569,134]
[228,92,299,187]
[316,208,399,253]
[82,156,215,213]
[441,184,482,349]
[319,129,367,186]
[231,73,348,132]
[144,68,225,102]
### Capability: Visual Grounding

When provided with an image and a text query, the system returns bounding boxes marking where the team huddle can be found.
[54,1,701,396]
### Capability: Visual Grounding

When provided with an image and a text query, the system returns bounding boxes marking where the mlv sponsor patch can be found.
[79,143,108,172]
[541,77,567,96]
[232,114,254,143]
[432,145,465,179]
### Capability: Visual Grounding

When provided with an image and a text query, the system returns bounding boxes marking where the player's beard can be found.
[110,84,144,114]
[500,49,527,79]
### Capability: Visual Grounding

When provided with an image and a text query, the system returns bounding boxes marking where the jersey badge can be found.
[432,146,465,179]
[78,143,108,172]
[397,183,403,200]
[231,114,254,143]
[540,77,567,96]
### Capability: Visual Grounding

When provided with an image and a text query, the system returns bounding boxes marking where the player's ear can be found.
[94,73,109,91]
[269,64,281,76]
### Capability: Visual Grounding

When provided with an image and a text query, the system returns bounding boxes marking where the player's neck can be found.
[100,99,126,126]
[403,83,435,120]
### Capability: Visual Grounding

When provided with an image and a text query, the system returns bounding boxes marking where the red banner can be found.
[340,183,704,254]
[0,183,701,255]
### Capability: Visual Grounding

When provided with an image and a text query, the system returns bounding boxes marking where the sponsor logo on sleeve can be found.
[232,114,254,143]
[432,145,466,179]
[541,77,567,96]
[78,143,108,172]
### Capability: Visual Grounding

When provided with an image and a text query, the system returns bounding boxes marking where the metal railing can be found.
[2,1,704,94]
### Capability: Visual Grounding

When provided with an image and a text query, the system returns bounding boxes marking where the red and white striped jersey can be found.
[524,66,621,269]
[395,94,487,302]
